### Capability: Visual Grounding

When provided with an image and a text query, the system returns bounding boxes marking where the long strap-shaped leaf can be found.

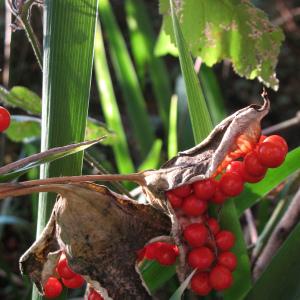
[99,0,155,158]
[169,1,252,299]
[32,1,99,299]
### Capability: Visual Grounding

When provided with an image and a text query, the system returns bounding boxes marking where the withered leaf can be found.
[143,97,270,192]
[18,183,172,299]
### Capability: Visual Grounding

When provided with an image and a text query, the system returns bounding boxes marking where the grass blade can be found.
[99,0,155,158]
[32,1,99,300]
[168,95,178,159]
[94,21,134,174]
[138,139,162,171]
[125,0,172,131]
[169,0,213,143]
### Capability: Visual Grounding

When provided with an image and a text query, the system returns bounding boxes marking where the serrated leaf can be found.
[160,0,284,90]
[5,116,41,142]
[0,85,41,114]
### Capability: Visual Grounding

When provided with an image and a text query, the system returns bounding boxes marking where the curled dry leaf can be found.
[143,95,270,192]
[0,95,270,298]
[18,183,172,299]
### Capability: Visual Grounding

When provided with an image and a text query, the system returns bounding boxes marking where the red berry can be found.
[193,178,217,201]
[62,274,85,289]
[44,277,63,299]
[171,185,192,197]
[209,265,233,291]
[211,187,227,204]
[56,254,77,279]
[259,135,267,144]
[156,243,178,266]
[183,223,208,247]
[218,252,237,271]
[264,135,288,154]
[215,231,235,251]
[0,107,11,132]
[206,218,220,235]
[188,247,214,270]
[166,191,183,209]
[191,272,212,296]
[244,151,267,177]
[219,172,244,197]
[88,289,104,300]
[227,161,264,183]
[144,242,162,260]
[257,142,286,168]
[182,194,207,217]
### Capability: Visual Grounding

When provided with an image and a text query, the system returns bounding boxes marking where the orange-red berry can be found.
[188,247,214,270]
[183,223,208,248]
[209,265,233,291]
[191,272,212,296]
[44,277,63,299]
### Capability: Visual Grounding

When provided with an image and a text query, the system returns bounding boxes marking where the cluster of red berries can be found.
[0,106,11,132]
[164,134,288,296]
[43,253,103,299]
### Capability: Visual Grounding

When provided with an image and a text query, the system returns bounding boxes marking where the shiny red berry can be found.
[144,242,162,260]
[257,142,286,168]
[0,107,11,132]
[264,135,288,154]
[193,178,217,201]
[171,185,192,197]
[188,247,214,270]
[227,161,264,183]
[219,172,244,197]
[44,277,63,299]
[209,265,233,291]
[211,187,227,204]
[218,252,237,271]
[216,231,235,251]
[183,223,208,248]
[156,243,178,266]
[182,194,207,217]
[166,191,183,209]
[244,151,267,177]
[259,135,267,144]
[206,218,220,235]
[191,272,212,296]
[136,247,146,262]
[62,274,85,289]
[88,289,104,300]
[56,254,77,279]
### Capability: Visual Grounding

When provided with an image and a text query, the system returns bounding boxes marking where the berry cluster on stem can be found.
[164,134,288,296]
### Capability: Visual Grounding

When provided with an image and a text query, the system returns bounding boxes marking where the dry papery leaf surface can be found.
[0,97,269,299]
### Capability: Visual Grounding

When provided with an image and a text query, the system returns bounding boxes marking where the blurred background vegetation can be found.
[0,0,300,299]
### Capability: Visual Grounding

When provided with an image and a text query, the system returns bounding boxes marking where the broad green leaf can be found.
[141,260,176,292]
[235,147,300,216]
[138,139,163,171]
[94,22,135,174]
[0,140,100,182]
[155,26,178,57]
[5,116,41,142]
[169,0,213,143]
[0,85,41,114]
[246,220,300,300]
[99,0,155,158]
[160,0,284,90]
[125,0,172,131]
